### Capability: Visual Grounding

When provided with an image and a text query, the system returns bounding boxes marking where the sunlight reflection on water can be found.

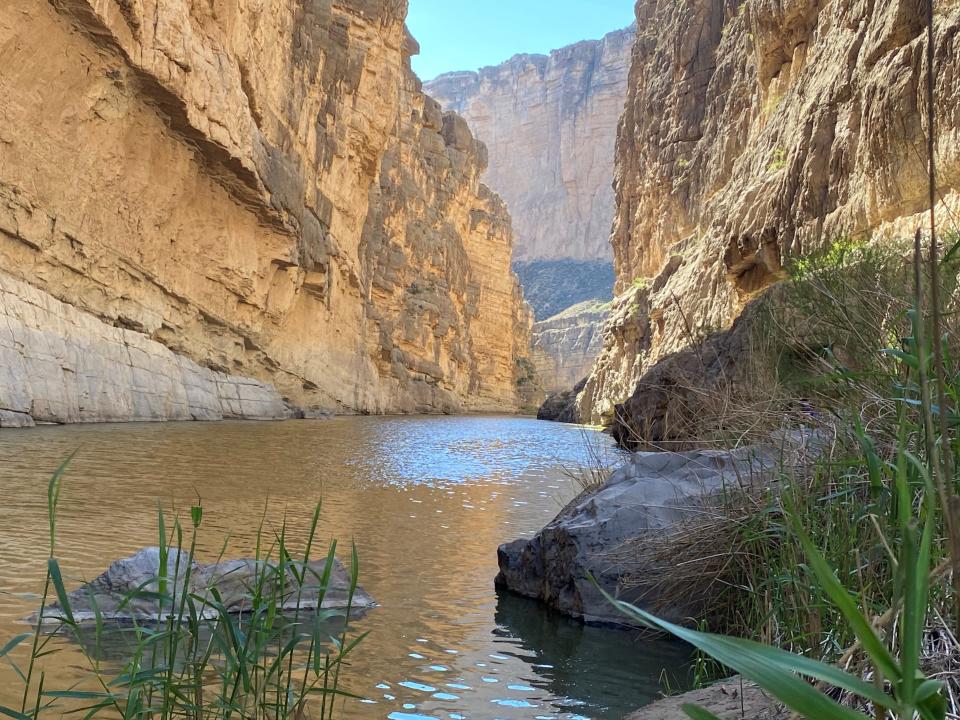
[0,415,691,719]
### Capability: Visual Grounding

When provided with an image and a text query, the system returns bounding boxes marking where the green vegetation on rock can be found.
[514,259,615,321]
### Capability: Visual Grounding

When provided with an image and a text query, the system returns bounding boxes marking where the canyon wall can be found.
[579,0,960,425]
[425,27,633,263]
[0,0,536,425]
[530,301,608,394]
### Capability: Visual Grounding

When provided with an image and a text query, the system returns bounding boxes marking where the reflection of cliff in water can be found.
[493,590,694,715]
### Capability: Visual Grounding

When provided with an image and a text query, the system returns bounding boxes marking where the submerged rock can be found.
[496,446,775,626]
[40,547,375,623]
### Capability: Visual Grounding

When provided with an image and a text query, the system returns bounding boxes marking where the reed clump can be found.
[0,479,365,720]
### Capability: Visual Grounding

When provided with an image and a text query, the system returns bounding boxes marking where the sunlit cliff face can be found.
[0,0,534,424]
[426,26,633,264]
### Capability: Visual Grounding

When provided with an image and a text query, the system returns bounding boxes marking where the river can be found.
[0,416,692,719]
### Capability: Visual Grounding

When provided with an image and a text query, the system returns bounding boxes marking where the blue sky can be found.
[406,0,635,81]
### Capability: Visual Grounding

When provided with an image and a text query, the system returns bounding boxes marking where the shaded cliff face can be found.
[0,0,535,423]
[425,27,634,263]
[580,0,960,423]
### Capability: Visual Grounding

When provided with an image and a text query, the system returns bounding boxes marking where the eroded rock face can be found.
[531,301,609,395]
[0,273,291,424]
[360,79,539,412]
[581,0,960,424]
[426,27,634,262]
[0,0,535,424]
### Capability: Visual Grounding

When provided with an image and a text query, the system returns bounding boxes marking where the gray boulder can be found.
[41,547,374,623]
[496,446,775,626]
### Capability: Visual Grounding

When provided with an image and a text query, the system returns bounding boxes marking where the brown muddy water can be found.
[0,416,693,719]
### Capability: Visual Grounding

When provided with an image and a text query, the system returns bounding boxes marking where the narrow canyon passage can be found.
[3,0,960,718]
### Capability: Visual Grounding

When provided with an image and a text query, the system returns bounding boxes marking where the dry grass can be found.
[559,426,624,492]
[608,239,960,705]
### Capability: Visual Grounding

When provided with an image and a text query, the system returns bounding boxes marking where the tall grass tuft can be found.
[1,479,365,720]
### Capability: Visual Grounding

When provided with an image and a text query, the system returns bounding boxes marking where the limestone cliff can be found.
[425,27,633,263]
[0,0,536,424]
[580,0,960,424]
[531,301,609,394]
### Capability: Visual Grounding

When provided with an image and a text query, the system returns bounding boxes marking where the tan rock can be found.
[627,677,786,720]
[426,27,634,262]
[582,0,960,424]
[531,300,609,394]
[0,0,536,423]
[0,273,289,423]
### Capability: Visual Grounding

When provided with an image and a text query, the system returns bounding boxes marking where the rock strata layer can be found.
[580,0,960,425]
[0,273,290,425]
[0,0,535,425]
[531,301,609,395]
[426,28,634,262]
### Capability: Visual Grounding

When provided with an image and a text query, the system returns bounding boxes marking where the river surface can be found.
[0,416,692,719]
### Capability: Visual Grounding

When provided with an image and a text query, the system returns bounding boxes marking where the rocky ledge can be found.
[40,547,374,624]
[536,378,586,424]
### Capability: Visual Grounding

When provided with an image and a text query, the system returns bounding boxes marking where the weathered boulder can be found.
[496,447,775,626]
[41,548,374,623]
[609,299,759,451]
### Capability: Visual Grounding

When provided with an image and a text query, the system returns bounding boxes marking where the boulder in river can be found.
[496,446,777,626]
[40,547,375,623]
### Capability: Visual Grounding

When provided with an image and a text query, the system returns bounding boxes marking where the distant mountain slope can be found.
[513,260,615,322]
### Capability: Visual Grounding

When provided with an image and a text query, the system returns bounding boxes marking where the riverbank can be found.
[626,677,785,719]
[505,241,960,718]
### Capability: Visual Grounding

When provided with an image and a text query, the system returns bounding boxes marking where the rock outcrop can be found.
[627,677,785,720]
[41,547,374,623]
[0,273,290,426]
[581,0,960,426]
[536,380,585,424]
[496,446,775,626]
[426,27,634,263]
[531,301,609,395]
[0,0,535,425]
